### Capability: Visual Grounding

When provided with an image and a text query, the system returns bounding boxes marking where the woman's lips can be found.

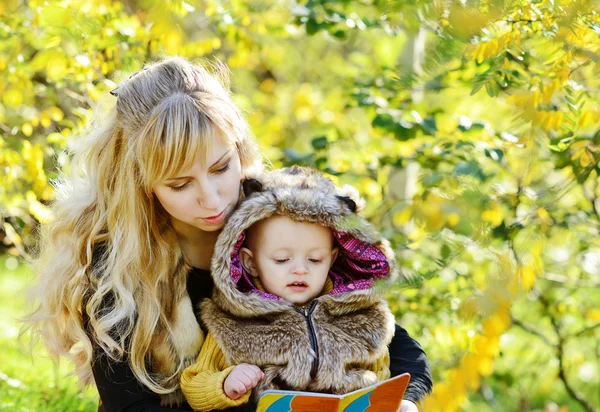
[201,209,226,225]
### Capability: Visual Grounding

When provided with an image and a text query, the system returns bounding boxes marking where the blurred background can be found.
[1,0,600,410]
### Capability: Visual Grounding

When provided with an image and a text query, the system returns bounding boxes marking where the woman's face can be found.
[152,138,242,234]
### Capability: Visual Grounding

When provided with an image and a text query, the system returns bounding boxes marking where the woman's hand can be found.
[224,363,265,400]
[399,400,419,412]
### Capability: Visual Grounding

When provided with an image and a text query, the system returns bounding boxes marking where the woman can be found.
[25,57,431,411]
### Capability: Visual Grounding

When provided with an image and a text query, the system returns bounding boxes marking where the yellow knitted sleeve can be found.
[180,332,252,411]
[374,349,391,382]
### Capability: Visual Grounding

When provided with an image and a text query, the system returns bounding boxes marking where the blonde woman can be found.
[25,57,431,411]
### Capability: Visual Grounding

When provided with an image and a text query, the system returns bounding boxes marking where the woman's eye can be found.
[274,258,289,264]
[214,163,231,174]
[170,182,190,192]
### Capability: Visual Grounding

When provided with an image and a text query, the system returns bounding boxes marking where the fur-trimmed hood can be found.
[209,166,399,316]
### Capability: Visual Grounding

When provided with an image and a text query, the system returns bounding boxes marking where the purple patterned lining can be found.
[229,230,390,300]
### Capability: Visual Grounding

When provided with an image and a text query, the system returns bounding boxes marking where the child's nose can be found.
[292,261,308,275]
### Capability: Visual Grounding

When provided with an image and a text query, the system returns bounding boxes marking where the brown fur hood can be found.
[207,166,399,317]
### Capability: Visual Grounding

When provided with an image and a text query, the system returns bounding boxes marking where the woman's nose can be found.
[196,181,220,211]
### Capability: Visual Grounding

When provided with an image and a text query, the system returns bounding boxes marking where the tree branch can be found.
[570,58,593,75]
[570,323,600,339]
[535,290,596,412]
[511,315,554,347]
[540,272,600,288]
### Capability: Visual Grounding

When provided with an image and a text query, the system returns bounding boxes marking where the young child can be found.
[180,166,398,411]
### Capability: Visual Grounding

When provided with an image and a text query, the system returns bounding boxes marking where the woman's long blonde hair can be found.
[24,56,261,394]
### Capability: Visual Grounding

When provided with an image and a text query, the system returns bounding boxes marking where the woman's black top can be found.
[92,268,432,411]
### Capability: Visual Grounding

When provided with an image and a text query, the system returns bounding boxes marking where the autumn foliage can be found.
[1,0,599,410]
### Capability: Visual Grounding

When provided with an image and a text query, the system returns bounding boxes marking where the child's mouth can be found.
[287,281,308,291]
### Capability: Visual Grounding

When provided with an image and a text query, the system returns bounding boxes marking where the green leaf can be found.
[332,30,346,39]
[485,148,504,163]
[441,244,451,260]
[455,161,485,180]
[485,82,496,97]
[311,136,328,150]
[471,82,484,96]
[372,113,394,129]
[422,116,437,135]
[306,18,321,35]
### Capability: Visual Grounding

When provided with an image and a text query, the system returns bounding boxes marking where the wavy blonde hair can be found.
[24,56,261,394]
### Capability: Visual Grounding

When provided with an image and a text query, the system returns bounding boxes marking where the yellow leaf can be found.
[518,264,536,291]
[537,207,551,224]
[447,368,466,394]
[459,297,479,319]
[393,206,412,226]
[164,31,183,54]
[39,5,71,26]
[46,54,68,81]
[2,88,23,107]
[570,140,588,152]
[40,113,52,128]
[447,212,460,227]
[360,178,380,198]
[45,36,61,48]
[48,107,64,121]
[259,78,276,94]
[586,309,600,322]
[477,356,494,376]
[580,151,593,167]
[407,223,428,249]
[461,353,482,391]
[482,202,503,227]
[476,43,488,63]
[22,123,33,137]
[483,312,511,337]
[3,222,22,245]
[551,112,564,131]
[487,40,499,58]
[27,192,52,223]
[85,83,101,102]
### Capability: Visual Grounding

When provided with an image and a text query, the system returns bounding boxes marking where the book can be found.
[256,373,410,412]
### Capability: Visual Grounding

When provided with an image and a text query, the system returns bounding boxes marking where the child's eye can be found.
[170,182,190,192]
[274,258,289,264]
[308,258,323,264]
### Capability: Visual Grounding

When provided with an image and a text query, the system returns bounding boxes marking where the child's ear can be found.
[239,247,259,277]
[242,178,264,197]
[331,247,339,266]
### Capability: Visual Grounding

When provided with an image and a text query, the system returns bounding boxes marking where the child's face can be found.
[240,215,338,306]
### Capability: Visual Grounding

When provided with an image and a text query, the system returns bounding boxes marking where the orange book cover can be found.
[256,373,410,412]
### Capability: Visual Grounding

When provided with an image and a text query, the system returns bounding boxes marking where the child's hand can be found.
[399,400,419,412]
[224,363,265,400]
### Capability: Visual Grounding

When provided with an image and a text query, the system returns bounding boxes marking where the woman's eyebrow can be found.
[209,149,232,168]
[166,150,232,181]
